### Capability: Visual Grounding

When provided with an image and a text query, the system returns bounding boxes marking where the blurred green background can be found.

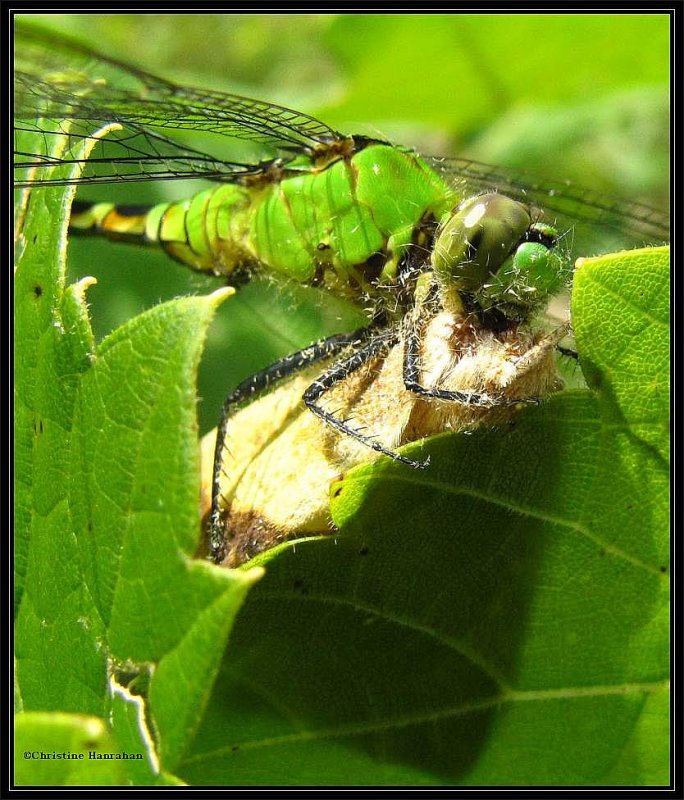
[16,12,670,433]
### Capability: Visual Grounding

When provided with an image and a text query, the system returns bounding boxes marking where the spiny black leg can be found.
[303,328,431,469]
[557,345,579,360]
[209,325,375,564]
[402,309,539,407]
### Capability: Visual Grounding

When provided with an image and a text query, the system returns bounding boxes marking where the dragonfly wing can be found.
[14,22,346,187]
[14,117,257,187]
[428,157,670,253]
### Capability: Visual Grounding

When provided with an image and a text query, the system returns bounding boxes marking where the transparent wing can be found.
[429,157,670,253]
[14,22,670,253]
[14,22,345,187]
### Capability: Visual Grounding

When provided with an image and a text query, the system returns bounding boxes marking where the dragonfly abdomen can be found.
[70,201,155,246]
[69,187,257,276]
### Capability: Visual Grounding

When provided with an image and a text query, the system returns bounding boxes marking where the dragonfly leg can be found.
[556,344,579,360]
[303,328,431,470]
[402,310,539,407]
[209,324,376,564]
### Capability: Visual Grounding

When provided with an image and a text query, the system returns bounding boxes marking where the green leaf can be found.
[176,248,669,785]
[14,126,262,782]
[572,247,669,462]
[15,127,108,716]
[15,712,128,786]
[107,684,159,784]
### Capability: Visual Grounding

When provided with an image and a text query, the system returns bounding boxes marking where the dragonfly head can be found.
[431,193,571,322]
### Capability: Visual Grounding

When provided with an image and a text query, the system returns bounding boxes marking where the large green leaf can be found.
[14,127,261,785]
[573,248,669,462]
[176,248,669,785]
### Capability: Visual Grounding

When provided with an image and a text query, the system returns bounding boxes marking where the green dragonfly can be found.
[14,22,670,564]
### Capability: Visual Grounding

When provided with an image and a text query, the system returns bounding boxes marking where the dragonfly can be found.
[14,22,670,565]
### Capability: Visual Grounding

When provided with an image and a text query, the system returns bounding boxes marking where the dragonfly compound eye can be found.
[478,238,569,317]
[432,194,570,319]
[432,193,532,292]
